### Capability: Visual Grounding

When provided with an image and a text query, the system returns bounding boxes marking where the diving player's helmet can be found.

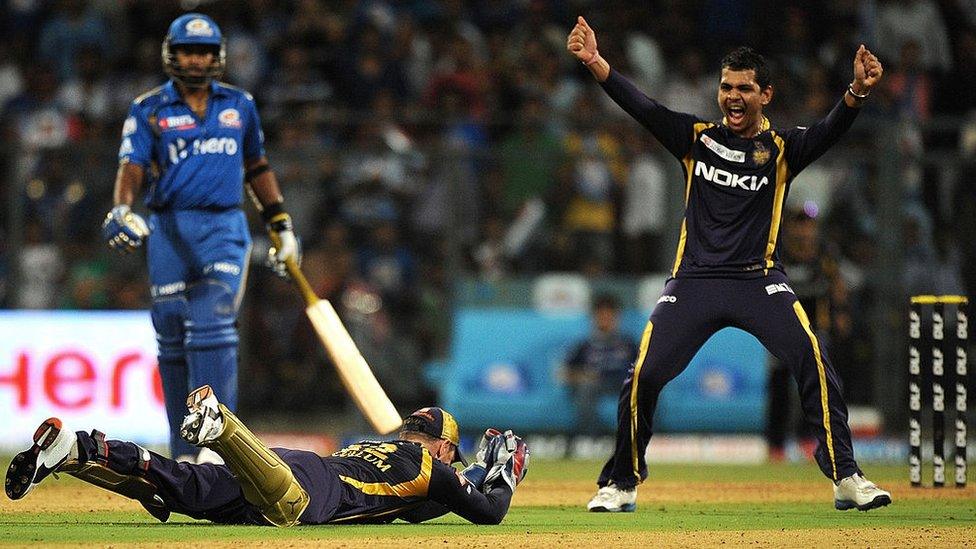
[162,13,225,88]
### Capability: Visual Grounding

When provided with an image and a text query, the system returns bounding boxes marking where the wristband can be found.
[847,83,869,100]
[582,50,602,66]
[245,163,270,182]
[260,201,285,223]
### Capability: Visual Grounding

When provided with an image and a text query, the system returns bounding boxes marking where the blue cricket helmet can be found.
[162,13,226,88]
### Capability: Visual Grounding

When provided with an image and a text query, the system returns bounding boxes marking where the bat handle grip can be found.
[285,258,319,306]
[269,230,319,306]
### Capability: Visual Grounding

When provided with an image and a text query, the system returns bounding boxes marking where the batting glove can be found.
[266,212,301,279]
[483,430,529,492]
[102,204,149,253]
[460,428,501,490]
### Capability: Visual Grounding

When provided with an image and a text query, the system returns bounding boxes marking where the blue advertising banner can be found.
[434,308,767,433]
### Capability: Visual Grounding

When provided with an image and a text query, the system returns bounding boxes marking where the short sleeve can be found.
[119,102,154,166]
[242,95,266,161]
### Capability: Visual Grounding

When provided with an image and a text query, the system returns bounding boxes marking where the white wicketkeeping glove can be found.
[460,428,501,490]
[483,429,529,492]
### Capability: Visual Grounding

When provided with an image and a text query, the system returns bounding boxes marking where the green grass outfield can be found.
[2,461,974,547]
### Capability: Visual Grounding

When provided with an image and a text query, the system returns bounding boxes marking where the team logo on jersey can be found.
[218,108,242,128]
[185,18,215,37]
[158,115,196,131]
[752,142,771,166]
[700,134,745,163]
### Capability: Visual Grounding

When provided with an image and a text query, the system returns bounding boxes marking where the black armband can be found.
[245,163,271,182]
[260,201,286,223]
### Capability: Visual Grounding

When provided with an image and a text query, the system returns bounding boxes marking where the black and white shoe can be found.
[5,418,76,500]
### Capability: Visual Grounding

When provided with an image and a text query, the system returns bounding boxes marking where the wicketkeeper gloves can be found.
[460,428,502,490]
[482,430,530,492]
[102,204,150,253]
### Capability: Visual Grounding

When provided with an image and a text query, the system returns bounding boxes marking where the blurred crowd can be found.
[1,0,975,413]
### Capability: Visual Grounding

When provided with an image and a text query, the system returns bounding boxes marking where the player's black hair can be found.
[592,293,621,312]
[721,47,771,89]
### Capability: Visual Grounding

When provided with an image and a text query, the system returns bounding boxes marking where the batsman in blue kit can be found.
[6,387,528,527]
[102,13,299,462]
[567,17,892,512]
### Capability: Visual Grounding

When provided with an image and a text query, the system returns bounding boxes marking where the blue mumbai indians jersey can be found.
[119,80,265,211]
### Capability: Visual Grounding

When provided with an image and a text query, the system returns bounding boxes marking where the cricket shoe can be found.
[180,385,225,446]
[5,418,76,500]
[833,473,891,511]
[587,482,636,512]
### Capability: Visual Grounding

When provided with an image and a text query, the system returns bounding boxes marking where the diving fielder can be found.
[566,17,891,512]
[6,387,528,526]
[102,13,298,461]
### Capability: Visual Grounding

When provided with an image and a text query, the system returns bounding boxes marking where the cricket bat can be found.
[281,256,403,435]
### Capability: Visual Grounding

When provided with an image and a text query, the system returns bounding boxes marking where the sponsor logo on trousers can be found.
[764,283,794,295]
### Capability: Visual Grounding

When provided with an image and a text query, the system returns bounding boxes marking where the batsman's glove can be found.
[459,428,501,490]
[102,204,150,253]
[265,212,301,279]
[482,429,529,492]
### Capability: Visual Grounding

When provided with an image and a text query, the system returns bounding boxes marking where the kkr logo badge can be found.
[752,142,771,166]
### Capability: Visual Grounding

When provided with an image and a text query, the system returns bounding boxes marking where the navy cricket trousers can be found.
[75,431,341,524]
[598,272,858,488]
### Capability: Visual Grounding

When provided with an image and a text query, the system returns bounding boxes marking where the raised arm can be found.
[567,16,700,159]
[785,45,884,174]
[566,16,610,82]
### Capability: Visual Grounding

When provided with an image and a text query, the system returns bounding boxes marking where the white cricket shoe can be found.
[833,473,891,511]
[587,482,637,512]
[179,385,225,446]
[5,417,77,500]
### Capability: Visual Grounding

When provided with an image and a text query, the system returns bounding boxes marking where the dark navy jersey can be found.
[601,69,859,279]
[119,80,265,211]
[316,439,511,525]
[566,332,638,384]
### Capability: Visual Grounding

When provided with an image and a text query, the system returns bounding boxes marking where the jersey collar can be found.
[720,115,770,138]
[161,79,229,106]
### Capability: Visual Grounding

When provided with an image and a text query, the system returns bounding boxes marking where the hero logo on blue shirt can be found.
[168,137,239,164]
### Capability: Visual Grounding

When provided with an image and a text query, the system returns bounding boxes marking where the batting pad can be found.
[60,460,171,522]
[205,404,309,527]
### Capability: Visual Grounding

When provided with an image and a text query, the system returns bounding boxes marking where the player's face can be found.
[594,307,619,334]
[174,46,216,78]
[431,439,457,465]
[718,68,772,136]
